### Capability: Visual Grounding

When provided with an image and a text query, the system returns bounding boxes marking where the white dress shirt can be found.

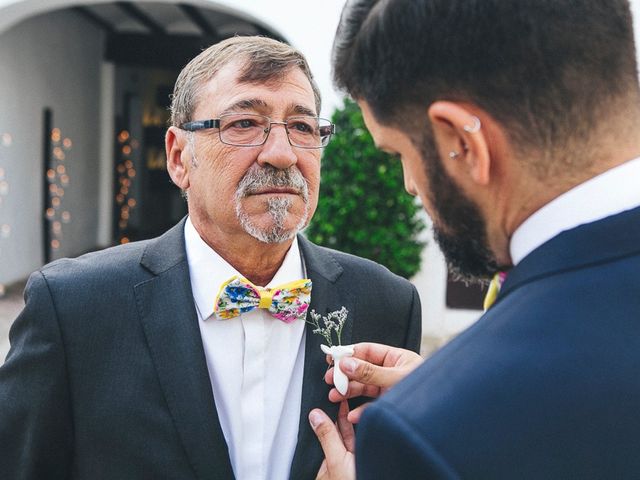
[185,217,307,480]
[510,157,640,265]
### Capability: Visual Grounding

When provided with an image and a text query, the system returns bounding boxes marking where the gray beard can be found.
[234,165,310,244]
[236,196,309,244]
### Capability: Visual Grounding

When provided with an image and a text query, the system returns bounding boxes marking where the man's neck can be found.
[508,155,640,265]
[491,142,640,266]
[191,220,294,287]
[508,152,640,233]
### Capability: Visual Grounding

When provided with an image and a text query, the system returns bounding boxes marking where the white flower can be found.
[306,307,349,346]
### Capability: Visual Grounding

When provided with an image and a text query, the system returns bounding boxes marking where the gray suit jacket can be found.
[0,219,421,479]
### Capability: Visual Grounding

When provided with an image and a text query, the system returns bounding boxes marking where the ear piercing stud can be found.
[448,143,470,159]
[463,116,482,133]
[450,117,481,158]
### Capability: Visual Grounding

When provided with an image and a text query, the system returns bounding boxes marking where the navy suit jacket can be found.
[357,206,640,479]
[0,219,421,479]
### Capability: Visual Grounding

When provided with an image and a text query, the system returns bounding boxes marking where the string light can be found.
[46,127,73,258]
[115,129,138,243]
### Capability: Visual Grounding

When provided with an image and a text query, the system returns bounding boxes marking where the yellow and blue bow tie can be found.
[483,271,507,311]
[214,275,312,323]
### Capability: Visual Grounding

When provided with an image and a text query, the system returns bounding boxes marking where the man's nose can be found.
[256,123,297,169]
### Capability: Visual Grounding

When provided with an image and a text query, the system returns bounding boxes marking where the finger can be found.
[328,383,383,402]
[340,356,402,390]
[309,408,347,462]
[316,460,328,480]
[347,403,371,424]
[324,366,334,385]
[352,342,404,365]
[352,342,422,368]
[337,401,356,451]
[325,365,384,399]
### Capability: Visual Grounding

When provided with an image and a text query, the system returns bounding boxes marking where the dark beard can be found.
[418,134,501,283]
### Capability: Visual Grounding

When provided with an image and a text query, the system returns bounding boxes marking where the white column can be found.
[97,61,114,247]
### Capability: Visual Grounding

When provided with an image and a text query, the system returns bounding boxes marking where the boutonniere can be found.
[307,306,354,395]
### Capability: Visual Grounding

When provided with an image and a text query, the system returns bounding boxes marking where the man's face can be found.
[183,61,321,244]
[359,101,499,281]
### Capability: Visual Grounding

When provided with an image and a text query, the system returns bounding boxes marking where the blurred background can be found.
[3,0,640,361]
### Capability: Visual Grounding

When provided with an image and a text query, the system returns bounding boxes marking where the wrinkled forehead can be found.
[195,64,318,119]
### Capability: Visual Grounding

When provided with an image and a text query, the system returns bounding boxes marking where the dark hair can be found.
[171,36,321,127]
[333,0,639,163]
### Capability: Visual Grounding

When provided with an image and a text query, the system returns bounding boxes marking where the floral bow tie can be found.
[214,275,312,323]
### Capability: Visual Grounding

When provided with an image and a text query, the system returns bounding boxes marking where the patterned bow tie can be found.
[483,271,508,311]
[214,275,312,323]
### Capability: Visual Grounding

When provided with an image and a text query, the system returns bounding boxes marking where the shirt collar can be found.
[510,156,640,265]
[184,216,305,320]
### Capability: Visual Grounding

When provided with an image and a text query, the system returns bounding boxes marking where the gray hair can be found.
[170,36,322,127]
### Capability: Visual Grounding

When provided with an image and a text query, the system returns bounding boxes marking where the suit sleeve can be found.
[0,271,73,479]
[403,284,422,353]
[356,402,460,480]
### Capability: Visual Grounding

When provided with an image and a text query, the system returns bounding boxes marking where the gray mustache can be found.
[236,165,309,200]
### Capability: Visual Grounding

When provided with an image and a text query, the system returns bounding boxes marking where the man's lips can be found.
[248,187,301,195]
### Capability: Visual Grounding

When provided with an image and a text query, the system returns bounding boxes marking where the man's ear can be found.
[165,126,190,190]
[427,101,491,186]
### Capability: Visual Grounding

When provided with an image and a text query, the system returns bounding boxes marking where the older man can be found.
[0,36,421,479]
[310,0,640,478]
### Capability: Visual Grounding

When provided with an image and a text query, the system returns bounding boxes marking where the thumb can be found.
[340,357,397,390]
[309,408,346,460]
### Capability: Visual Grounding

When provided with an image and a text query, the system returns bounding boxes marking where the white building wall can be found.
[0,9,103,284]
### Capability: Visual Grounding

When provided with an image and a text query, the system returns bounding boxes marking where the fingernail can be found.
[341,358,356,374]
[309,410,322,429]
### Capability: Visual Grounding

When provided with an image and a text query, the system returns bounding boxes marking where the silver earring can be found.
[463,116,481,133]
[449,151,460,159]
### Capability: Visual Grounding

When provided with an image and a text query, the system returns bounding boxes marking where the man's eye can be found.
[289,121,314,133]
[232,119,257,129]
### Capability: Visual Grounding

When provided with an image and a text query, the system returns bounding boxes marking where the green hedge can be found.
[306,99,425,279]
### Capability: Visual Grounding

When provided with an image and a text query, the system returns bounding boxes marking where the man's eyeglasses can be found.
[180,113,335,149]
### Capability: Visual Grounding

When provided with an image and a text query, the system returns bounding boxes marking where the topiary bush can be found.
[306,98,425,279]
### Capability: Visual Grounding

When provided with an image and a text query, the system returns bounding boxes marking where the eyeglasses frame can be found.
[179,113,336,149]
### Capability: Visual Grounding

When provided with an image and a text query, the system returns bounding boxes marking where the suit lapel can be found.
[134,220,234,480]
[289,237,354,479]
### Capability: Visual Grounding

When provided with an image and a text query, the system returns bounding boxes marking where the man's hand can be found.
[325,342,423,423]
[309,401,356,480]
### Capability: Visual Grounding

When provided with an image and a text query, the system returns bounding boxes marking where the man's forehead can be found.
[196,64,317,116]
[218,98,316,117]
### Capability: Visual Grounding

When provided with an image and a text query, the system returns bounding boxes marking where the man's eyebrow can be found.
[220,99,268,116]
[218,99,317,118]
[291,105,317,117]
